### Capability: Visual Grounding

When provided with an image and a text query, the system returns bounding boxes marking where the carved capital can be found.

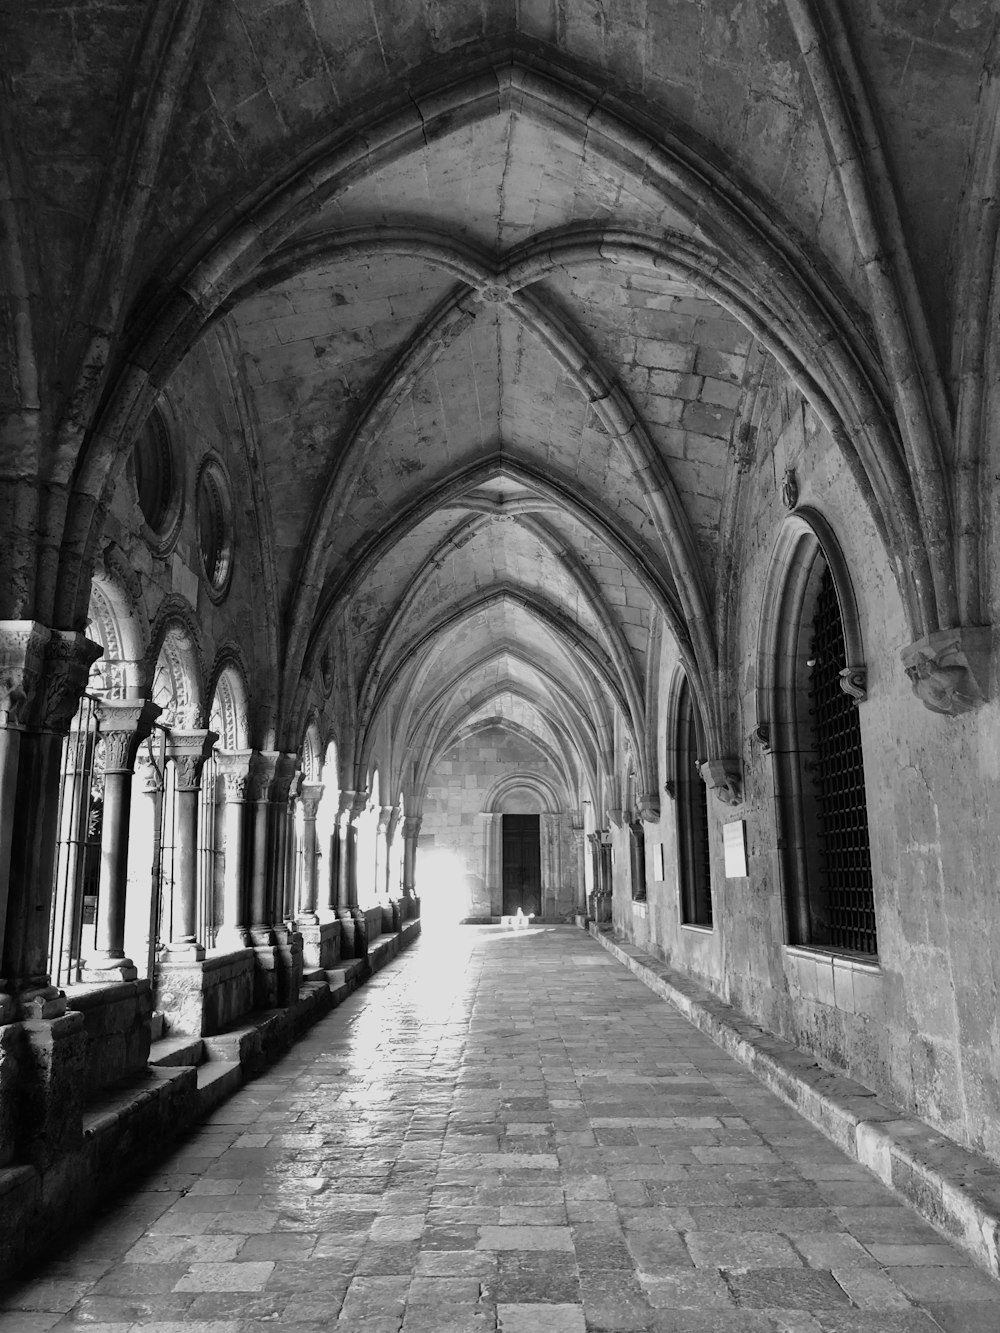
[0,621,50,728]
[166,729,218,791]
[838,665,867,703]
[351,790,369,820]
[33,631,102,734]
[216,749,254,801]
[338,789,358,825]
[94,699,161,772]
[285,769,303,808]
[402,815,423,840]
[247,750,279,803]
[699,758,743,807]
[269,752,297,804]
[901,628,991,716]
[637,791,660,823]
[377,804,394,835]
[299,781,324,822]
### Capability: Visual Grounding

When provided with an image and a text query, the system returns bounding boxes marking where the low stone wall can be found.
[155,949,255,1037]
[64,979,153,1096]
[0,918,421,1279]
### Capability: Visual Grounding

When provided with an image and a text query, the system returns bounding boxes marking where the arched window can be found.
[760,516,876,956]
[675,676,712,928]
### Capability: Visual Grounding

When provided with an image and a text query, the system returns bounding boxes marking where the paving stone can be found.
[9,930,1000,1332]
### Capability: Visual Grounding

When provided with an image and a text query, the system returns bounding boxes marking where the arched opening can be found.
[675,676,712,929]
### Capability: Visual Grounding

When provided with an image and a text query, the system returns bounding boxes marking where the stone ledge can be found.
[589,923,1000,1280]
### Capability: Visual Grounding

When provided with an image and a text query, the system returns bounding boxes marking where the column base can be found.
[161,940,206,962]
[214,926,251,951]
[20,1008,87,1168]
[299,919,341,970]
[155,951,254,1037]
[80,953,139,984]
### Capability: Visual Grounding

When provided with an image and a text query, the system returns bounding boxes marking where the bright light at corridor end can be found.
[418,849,470,928]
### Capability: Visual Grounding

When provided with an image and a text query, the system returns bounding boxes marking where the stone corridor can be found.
[2,926,998,1333]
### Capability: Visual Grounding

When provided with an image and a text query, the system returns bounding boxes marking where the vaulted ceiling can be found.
[3,0,995,810]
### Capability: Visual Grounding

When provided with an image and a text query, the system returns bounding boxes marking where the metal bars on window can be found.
[807,565,876,954]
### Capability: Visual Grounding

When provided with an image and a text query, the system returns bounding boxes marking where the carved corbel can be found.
[901,628,991,717]
[33,631,103,734]
[607,807,624,829]
[838,665,867,703]
[637,791,660,823]
[663,779,676,800]
[751,723,772,754]
[699,758,743,807]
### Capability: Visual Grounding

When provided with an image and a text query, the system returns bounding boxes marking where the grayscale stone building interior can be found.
[2,0,1000,1325]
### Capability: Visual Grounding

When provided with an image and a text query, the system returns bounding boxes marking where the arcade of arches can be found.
[2,0,1000,1288]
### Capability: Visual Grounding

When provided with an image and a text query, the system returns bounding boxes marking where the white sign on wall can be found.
[723,820,748,878]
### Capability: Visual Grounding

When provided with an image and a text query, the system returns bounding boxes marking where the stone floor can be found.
[3,924,999,1333]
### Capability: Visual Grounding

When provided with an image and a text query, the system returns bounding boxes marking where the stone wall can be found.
[421,726,577,921]
[608,380,1000,1166]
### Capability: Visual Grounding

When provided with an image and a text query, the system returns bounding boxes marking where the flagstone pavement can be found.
[2,924,999,1333]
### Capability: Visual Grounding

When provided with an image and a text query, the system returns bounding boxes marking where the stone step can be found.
[195,1060,242,1112]
[148,1035,205,1067]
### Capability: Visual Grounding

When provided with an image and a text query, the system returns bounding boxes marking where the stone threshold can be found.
[588,922,1000,1280]
[0,919,421,1279]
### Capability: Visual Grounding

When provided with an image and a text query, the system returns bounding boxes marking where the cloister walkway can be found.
[2,925,998,1333]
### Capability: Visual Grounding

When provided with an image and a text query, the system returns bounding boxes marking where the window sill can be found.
[680,923,713,935]
[782,944,883,1014]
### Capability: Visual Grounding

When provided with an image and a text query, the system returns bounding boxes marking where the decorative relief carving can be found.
[166,729,218,791]
[0,622,50,728]
[351,791,369,820]
[94,700,161,772]
[269,753,297,805]
[35,632,103,734]
[781,467,799,510]
[217,750,254,801]
[402,815,422,840]
[247,751,278,803]
[338,790,358,824]
[751,723,772,753]
[838,666,867,703]
[298,782,324,821]
[608,807,624,829]
[901,628,990,717]
[699,758,743,807]
[477,282,513,305]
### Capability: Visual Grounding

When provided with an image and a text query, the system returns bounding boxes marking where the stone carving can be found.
[95,699,161,772]
[247,751,278,803]
[752,722,772,753]
[663,778,676,799]
[608,807,624,829]
[402,815,422,839]
[166,729,218,791]
[477,282,513,305]
[699,758,743,807]
[269,753,298,804]
[901,628,990,716]
[319,645,333,696]
[298,782,324,821]
[0,621,49,728]
[637,791,660,823]
[351,790,370,820]
[838,666,867,703]
[217,750,254,800]
[781,467,798,510]
[34,632,102,734]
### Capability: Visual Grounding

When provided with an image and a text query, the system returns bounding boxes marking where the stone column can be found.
[267,756,296,931]
[248,751,278,944]
[483,811,503,917]
[402,815,421,901]
[376,804,394,919]
[296,782,324,925]
[215,751,254,950]
[125,751,163,979]
[161,729,217,959]
[334,792,357,956]
[3,630,101,1007]
[2,630,99,1169]
[82,699,161,981]
[571,822,587,916]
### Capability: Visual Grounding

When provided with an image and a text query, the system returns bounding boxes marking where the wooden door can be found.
[502,814,542,916]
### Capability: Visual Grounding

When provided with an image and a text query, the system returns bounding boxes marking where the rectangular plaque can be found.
[723,820,748,878]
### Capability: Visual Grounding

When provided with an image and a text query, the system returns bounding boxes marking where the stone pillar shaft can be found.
[402,815,422,898]
[85,699,160,981]
[163,729,217,958]
[216,751,254,949]
[297,783,324,923]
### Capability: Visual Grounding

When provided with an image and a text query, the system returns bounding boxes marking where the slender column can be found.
[268,756,296,931]
[162,729,217,959]
[571,821,587,914]
[349,791,368,912]
[3,630,101,1012]
[335,791,356,915]
[283,770,302,926]
[0,622,50,1017]
[376,804,393,902]
[385,807,401,899]
[402,814,422,899]
[248,751,277,943]
[82,699,161,981]
[125,751,163,979]
[215,751,254,949]
[296,782,324,924]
